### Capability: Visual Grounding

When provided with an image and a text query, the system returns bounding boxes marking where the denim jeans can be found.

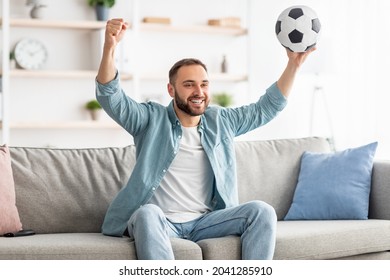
[127,201,277,260]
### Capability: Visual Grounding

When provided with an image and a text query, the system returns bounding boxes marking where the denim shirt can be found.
[96,73,287,236]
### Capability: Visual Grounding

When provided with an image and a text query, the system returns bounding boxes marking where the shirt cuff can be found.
[267,82,288,108]
[96,70,120,96]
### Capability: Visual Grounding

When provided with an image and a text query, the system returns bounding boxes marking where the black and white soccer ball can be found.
[275,5,321,52]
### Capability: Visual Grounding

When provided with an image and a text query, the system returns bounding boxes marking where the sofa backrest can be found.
[235,137,331,220]
[10,137,331,234]
[369,160,390,220]
[11,146,135,234]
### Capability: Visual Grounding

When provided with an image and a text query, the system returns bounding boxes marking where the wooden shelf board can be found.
[139,72,248,82]
[2,18,244,34]
[8,69,132,80]
[0,18,107,30]
[2,121,121,129]
[5,70,242,82]
[139,23,247,36]
[210,73,248,82]
[9,69,97,79]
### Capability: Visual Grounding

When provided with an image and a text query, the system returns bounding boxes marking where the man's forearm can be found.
[96,46,117,84]
[276,61,299,98]
[276,48,315,98]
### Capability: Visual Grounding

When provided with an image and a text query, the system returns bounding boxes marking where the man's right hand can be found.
[104,18,129,50]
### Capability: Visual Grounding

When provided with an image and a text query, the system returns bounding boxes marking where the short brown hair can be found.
[168,58,208,85]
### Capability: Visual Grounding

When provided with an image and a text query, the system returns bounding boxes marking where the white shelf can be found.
[139,23,247,36]
[3,70,244,82]
[140,72,248,82]
[210,73,248,82]
[7,69,133,80]
[2,121,121,129]
[1,18,246,35]
[0,18,107,30]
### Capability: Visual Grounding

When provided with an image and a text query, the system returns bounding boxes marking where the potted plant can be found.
[85,99,102,121]
[88,0,115,21]
[212,92,233,107]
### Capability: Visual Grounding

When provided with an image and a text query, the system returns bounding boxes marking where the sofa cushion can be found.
[235,137,331,220]
[0,145,23,235]
[284,142,377,220]
[197,220,390,260]
[0,234,202,260]
[274,220,390,259]
[10,146,136,234]
[197,235,241,260]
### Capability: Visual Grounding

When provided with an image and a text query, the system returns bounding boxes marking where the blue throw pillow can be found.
[284,142,378,220]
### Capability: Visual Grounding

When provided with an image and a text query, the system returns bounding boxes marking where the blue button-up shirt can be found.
[96,73,287,236]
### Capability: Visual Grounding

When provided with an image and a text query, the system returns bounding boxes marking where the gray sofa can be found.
[1,137,390,260]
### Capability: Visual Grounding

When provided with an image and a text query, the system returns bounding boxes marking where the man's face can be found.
[168,65,210,117]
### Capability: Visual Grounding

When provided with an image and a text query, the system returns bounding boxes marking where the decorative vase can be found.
[89,109,101,121]
[30,5,46,19]
[95,5,109,21]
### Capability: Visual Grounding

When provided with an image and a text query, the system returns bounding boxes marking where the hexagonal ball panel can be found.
[288,8,304,20]
[275,20,282,34]
[288,29,304,43]
[312,18,321,33]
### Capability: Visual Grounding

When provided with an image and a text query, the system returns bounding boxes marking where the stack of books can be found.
[207,17,241,28]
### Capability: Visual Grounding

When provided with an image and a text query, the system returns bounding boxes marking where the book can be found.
[207,17,241,28]
[142,17,171,25]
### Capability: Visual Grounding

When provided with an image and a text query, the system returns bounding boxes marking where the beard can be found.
[173,88,209,117]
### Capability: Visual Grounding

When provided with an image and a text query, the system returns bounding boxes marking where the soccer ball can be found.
[275,5,321,52]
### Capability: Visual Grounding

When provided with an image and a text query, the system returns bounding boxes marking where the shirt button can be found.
[152,187,156,191]
[178,135,182,139]
[163,169,166,173]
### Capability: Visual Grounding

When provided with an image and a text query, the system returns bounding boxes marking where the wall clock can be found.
[14,38,48,70]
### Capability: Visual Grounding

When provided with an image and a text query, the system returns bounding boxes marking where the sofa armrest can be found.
[369,160,390,219]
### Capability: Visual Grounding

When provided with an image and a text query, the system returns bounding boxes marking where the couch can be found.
[1,137,390,260]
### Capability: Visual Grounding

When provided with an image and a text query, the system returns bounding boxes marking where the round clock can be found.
[14,38,48,70]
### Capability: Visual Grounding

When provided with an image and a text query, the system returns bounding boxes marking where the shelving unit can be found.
[0,17,133,81]
[0,0,252,147]
[0,1,120,141]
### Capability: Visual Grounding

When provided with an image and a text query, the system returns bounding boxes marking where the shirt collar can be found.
[167,101,180,128]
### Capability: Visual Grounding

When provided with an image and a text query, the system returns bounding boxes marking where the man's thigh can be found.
[189,201,262,242]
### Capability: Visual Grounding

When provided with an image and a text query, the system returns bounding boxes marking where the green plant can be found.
[85,99,102,110]
[9,51,15,61]
[212,92,233,107]
[88,0,115,8]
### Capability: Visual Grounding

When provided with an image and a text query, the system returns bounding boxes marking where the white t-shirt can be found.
[148,126,214,223]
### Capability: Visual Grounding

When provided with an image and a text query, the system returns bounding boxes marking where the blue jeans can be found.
[127,201,277,260]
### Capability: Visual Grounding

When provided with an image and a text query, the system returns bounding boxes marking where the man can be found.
[96,18,314,260]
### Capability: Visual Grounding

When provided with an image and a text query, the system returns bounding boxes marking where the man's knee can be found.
[132,204,165,222]
[245,200,277,223]
[128,204,166,239]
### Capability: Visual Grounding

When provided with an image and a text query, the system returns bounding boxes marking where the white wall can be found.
[3,0,390,159]
[240,0,390,160]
